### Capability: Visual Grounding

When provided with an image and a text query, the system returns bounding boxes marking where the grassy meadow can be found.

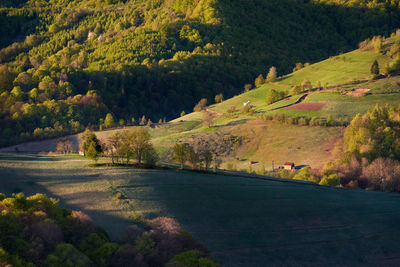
[1,153,400,266]
[208,35,400,120]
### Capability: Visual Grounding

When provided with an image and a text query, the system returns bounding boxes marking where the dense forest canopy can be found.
[0,0,399,146]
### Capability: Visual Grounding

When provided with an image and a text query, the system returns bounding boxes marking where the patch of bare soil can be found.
[284,103,325,111]
[345,88,371,97]
[205,108,223,116]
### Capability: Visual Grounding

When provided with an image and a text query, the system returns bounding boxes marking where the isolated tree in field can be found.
[291,85,302,95]
[56,138,73,154]
[86,141,100,163]
[266,89,281,104]
[129,127,152,165]
[254,74,265,88]
[371,60,379,77]
[244,83,252,92]
[301,80,312,91]
[293,62,303,72]
[193,98,207,112]
[180,110,186,117]
[203,149,213,171]
[140,115,147,125]
[266,66,277,82]
[104,113,115,128]
[214,93,223,103]
[80,129,102,157]
[173,143,188,169]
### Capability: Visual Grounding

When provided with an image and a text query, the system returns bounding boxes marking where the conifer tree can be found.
[371,60,379,76]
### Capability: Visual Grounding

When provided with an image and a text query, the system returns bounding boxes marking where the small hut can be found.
[284,162,295,170]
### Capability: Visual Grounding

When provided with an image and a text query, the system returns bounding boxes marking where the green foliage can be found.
[104,113,115,128]
[319,174,340,186]
[170,250,220,267]
[293,167,320,183]
[370,60,379,76]
[44,243,92,267]
[174,143,188,169]
[254,74,265,88]
[0,192,216,266]
[214,93,223,104]
[106,128,158,166]
[343,105,400,161]
[266,89,285,105]
[290,85,301,96]
[80,129,103,159]
[1,0,400,147]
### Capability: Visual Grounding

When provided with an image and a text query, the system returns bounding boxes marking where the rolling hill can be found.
[2,33,400,171]
[1,0,400,147]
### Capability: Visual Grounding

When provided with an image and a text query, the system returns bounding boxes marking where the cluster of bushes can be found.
[1,0,400,147]
[260,113,350,127]
[0,193,219,266]
[320,105,400,192]
[277,105,400,192]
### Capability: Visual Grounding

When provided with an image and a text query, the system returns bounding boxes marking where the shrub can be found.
[254,74,265,88]
[361,158,400,191]
[169,250,219,267]
[266,66,277,82]
[319,174,340,186]
[44,243,92,267]
[193,98,207,112]
[293,167,320,183]
[148,217,181,235]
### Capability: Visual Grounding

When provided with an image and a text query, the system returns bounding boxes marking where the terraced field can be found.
[1,154,400,266]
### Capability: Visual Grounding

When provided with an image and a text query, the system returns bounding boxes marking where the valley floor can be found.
[1,154,400,266]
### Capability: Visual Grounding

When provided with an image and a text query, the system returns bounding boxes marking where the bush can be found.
[319,174,340,186]
[169,250,219,267]
[293,167,320,183]
[361,158,400,191]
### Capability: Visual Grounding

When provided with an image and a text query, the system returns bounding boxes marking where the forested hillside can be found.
[0,0,399,146]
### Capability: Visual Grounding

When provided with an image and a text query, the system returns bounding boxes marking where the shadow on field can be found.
[0,155,134,240]
[120,168,400,266]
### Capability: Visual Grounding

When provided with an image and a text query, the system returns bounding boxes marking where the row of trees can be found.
[173,143,219,172]
[260,113,350,127]
[79,128,158,167]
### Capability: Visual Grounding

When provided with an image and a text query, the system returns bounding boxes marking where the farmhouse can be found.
[284,162,295,170]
